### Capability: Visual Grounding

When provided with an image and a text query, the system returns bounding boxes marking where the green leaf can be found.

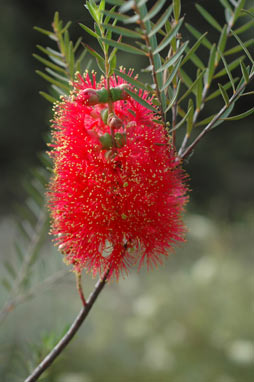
[195,4,222,32]
[233,0,246,25]
[161,56,183,92]
[195,115,215,127]
[153,18,184,55]
[178,69,204,103]
[184,48,205,70]
[179,68,193,88]
[102,24,142,38]
[101,38,146,55]
[166,80,181,112]
[115,70,148,91]
[181,32,208,66]
[119,0,135,13]
[219,0,233,12]
[85,1,100,23]
[79,23,99,39]
[33,54,66,74]
[224,39,254,56]
[73,37,82,52]
[213,56,245,78]
[218,51,236,92]
[148,5,173,37]
[231,29,254,64]
[195,69,203,110]
[102,10,128,22]
[205,77,239,101]
[82,43,104,62]
[36,45,62,60]
[61,21,72,35]
[185,23,212,49]
[216,25,227,63]
[213,102,235,128]
[186,98,194,136]
[222,107,254,121]
[143,0,167,22]
[39,91,58,103]
[36,70,70,92]
[156,42,188,73]
[234,19,254,35]
[240,61,249,83]
[125,89,158,112]
[218,83,229,105]
[169,106,192,133]
[33,26,54,37]
[173,0,181,21]
[104,0,124,5]
[205,44,217,86]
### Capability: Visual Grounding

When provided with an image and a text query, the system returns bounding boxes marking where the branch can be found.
[24,268,110,382]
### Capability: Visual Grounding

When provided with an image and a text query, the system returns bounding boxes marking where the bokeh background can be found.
[0,0,253,381]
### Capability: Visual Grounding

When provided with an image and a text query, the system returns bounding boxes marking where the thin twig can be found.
[24,268,110,382]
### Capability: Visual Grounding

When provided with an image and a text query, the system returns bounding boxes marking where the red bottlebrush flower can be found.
[48,71,188,279]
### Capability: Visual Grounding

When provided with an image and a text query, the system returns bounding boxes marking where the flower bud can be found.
[108,113,122,130]
[76,88,99,105]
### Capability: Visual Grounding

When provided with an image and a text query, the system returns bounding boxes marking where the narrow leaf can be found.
[178,69,204,103]
[213,102,235,128]
[205,44,217,86]
[115,70,148,91]
[240,61,249,83]
[102,10,128,22]
[224,39,254,56]
[234,19,254,35]
[196,4,222,32]
[102,24,142,38]
[185,23,212,49]
[219,83,230,105]
[125,89,158,112]
[153,18,184,55]
[161,56,183,92]
[213,56,245,78]
[33,54,66,74]
[119,0,135,13]
[39,91,58,103]
[186,98,194,136]
[148,5,173,37]
[166,81,181,112]
[143,0,167,22]
[222,107,254,120]
[36,71,70,92]
[219,51,236,92]
[181,32,208,66]
[206,77,239,101]
[33,26,54,37]
[101,38,146,55]
[79,23,99,39]
[231,29,254,64]
[156,42,188,73]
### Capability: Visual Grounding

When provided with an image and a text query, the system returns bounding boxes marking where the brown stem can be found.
[24,268,110,382]
[76,272,86,306]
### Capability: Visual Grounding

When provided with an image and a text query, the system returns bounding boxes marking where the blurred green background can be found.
[0,0,253,381]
